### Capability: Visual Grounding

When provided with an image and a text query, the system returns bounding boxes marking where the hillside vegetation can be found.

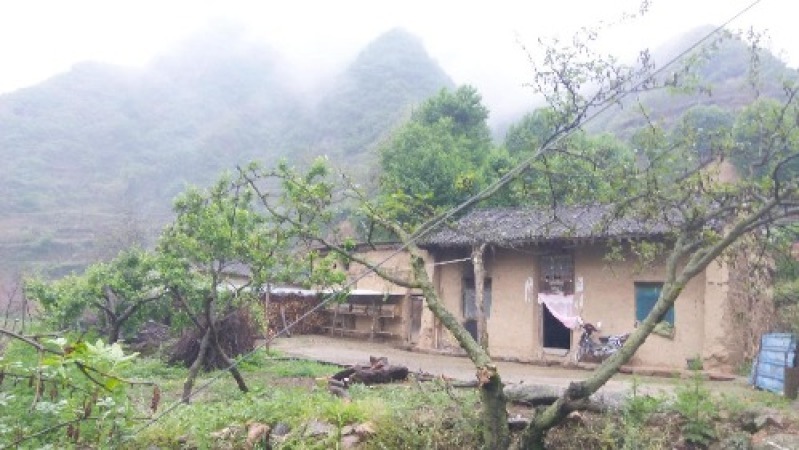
[0,25,795,281]
[0,27,452,277]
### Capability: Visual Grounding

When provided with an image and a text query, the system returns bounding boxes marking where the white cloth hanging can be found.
[538,292,581,329]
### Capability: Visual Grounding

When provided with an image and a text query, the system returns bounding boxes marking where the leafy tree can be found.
[0,330,153,448]
[26,247,168,343]
[504,108,561,156]
[378,86,493,222]
[160,166,344,402]
[670,104,734,162]
[495,126,634,206]
[731,97,799,179]
[769,224,799,332]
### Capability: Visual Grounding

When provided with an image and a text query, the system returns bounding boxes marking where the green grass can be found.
[121,352,481,449]
[6,336,799,449]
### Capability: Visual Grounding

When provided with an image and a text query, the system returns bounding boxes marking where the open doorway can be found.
[409,296,424,345]
[539,253,574,352]
[543,304,571,349]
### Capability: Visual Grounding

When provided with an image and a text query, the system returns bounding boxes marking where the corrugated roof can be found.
[420,205,676,248]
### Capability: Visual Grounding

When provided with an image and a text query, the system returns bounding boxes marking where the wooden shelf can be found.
[325,304,398,318]
[322,327,399,339]
[324,299,402,339]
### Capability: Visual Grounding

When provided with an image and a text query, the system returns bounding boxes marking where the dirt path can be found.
[271,335,749,398]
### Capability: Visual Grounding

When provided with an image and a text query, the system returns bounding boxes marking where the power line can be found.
[125,0,763,442]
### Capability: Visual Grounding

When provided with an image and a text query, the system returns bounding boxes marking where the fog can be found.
[0,0,796,125]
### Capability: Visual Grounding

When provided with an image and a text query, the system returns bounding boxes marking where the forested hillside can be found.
[0,24,794,282]
[0,27,452,277]
[585,26,796,137]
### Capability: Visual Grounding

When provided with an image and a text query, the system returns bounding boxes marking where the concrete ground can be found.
[270,334,753,398]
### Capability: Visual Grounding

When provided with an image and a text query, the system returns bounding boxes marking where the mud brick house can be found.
[415,205,774,372]
[325,244,425,345]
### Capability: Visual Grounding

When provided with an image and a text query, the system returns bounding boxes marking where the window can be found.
[462,278,492,320]
[635,282,674,325]
[540,254,574,295]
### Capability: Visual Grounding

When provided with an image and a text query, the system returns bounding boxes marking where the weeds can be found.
[673,373,717,446]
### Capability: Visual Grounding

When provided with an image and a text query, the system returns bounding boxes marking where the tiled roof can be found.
[419,205,676,248]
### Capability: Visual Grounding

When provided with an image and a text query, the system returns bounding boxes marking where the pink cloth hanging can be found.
[537,293,581,329]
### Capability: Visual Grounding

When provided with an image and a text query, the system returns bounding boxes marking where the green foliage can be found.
[0,336,145,448]
[378,86,493,224]
[258,359,339,378]
[612,378,670,449]
[24,247,169,343]
[670,105,734,161]
[130,365,479,449]
[732,97,799,179]
[504,108,561,155]
[585,28,796,138]
[673,374,717,446]
[495,111,635,206]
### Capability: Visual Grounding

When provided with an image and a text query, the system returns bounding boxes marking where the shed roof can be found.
[420,204,676,249]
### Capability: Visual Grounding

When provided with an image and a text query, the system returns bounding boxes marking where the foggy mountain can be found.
[0,27,453,277]
[585,26,796,137]
[0,24,793,281]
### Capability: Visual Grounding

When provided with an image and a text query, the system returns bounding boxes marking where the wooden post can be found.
[263,284,271,349]
[473,243,489,351]
[280,305,291,337]
[370,297,378,341]
[332,304,339,336]
[402,292,412,343]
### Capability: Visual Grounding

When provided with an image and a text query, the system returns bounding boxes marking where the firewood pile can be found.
[168,308,258,370]
[265,295,327,336]
[322,356,410,398]
[129,320,172,355]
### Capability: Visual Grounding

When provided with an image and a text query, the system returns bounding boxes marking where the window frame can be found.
[462,277,492,320]
[634,281,674,325]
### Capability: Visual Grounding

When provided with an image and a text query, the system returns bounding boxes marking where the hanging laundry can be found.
[538,292,581,329]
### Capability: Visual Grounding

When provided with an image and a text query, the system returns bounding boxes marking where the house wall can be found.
[344,246,414,295]
[423,242,715,369]
[428,248,472,352]
[576,244,706,369]
[703,249,774,371]
[338,246,426,343]
[485,248,540,359]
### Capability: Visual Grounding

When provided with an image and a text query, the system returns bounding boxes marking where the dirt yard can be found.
[270,334,755,398]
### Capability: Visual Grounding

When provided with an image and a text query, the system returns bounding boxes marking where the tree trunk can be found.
[472,243,489,351]
[208,320,249,393]
[410,253,509,449]
[480,370,510,449]
[263,284,271,349]
[182,327,211,403]
[108,321,121,344]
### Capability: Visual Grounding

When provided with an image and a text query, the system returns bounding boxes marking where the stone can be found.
[341,434,362,449]
[752,433,799,450]
[754,413,784,430]
[272,422,291,436]
[210,425,243,440]
[354,421,377,437]
[709,432,751,450]
[304,420,334,437]
[246,422,270,449]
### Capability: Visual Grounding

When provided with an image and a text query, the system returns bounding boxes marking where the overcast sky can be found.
[0,0,794,123]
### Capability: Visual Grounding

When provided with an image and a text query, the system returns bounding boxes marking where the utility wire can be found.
[124,0,763,442]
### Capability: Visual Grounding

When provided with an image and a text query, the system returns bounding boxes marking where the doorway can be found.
[539,253,574,351]
[543,304,571,349]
